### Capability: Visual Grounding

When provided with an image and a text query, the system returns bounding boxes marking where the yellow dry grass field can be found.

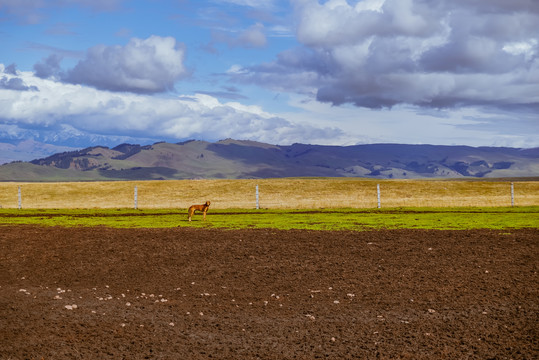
[0,178,537,209]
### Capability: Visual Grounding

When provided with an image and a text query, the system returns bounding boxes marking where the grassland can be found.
[0,178,537,231]
[1,178,538,209]
[0,207,537,231]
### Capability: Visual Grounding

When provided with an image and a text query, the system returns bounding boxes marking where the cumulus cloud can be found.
[230,0,539,112]
[0,64,38,91]
[34,54,64,79]
[60,36,188,93]
[0,69,343,146]
[32,36,188,94]
[0,76,38,92]
[4,63,18,75]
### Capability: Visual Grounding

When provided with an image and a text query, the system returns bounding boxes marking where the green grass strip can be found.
[0,207,537,231]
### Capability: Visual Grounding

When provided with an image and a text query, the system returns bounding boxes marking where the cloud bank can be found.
[0,66,342,147]
[230,0,539,112]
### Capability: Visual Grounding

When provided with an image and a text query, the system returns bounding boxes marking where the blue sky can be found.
[1,0,538,162]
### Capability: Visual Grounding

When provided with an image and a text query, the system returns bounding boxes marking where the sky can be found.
[0,0,538,157]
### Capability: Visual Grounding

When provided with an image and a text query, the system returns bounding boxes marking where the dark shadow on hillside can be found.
[98,167,177,180]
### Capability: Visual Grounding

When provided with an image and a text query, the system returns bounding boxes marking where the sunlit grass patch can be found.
[1,178,537,209]
[0,207,537,231]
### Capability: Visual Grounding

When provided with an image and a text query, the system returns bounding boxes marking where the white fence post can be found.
[256,184,259,209]
[134,185,138,209]
[377,184,381,209]
[511,182,514,207]
[18,186,22,209]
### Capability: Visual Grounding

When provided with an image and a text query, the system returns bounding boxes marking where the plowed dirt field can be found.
[1,226,537,359]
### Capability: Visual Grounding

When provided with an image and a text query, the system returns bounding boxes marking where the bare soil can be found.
[1,226,537,359]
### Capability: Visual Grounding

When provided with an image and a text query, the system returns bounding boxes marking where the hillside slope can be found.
[1,139,537,181]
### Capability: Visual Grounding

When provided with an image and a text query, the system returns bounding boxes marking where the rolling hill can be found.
[0,139,537,181]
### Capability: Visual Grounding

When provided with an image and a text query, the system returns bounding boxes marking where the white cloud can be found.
[0,68,344,146]
[63,36,188,93]
[281,95,539,148]
[354,0,385,13]
[503,39,538,61]
[234,0,539,114]
[294,0,437,47]
[226,65,249,74]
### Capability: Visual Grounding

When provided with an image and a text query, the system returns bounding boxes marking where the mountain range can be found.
[0,139,537,181]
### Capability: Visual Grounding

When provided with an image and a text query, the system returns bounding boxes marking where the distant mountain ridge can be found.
[0,139,77,164]
[0,139,537,181]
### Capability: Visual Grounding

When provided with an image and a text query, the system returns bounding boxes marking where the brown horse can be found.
[188,201,211,222]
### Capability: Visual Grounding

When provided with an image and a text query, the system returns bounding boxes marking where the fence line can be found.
[256,184,259,210]
[0,179,538,209]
